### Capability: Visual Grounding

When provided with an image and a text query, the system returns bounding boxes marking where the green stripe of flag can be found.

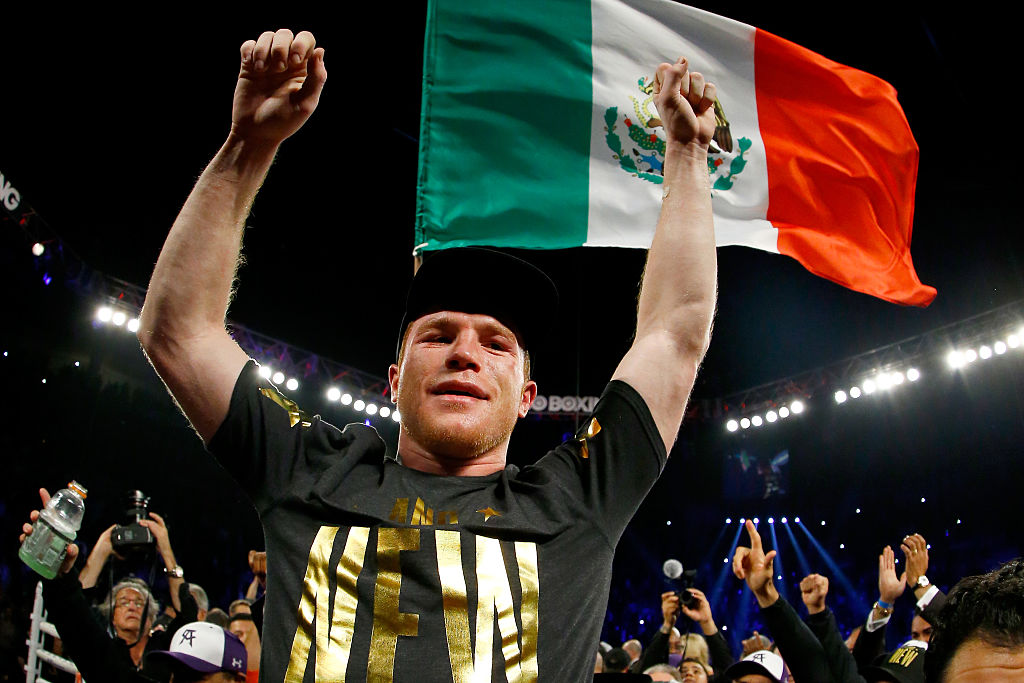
[416,0,594,250]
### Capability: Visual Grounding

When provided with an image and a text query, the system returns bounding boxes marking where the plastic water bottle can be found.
[19,481,87,579]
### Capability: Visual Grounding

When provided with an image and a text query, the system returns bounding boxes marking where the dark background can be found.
[2,1,1023,668]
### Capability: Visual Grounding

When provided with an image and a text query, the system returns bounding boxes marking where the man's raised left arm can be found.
[612,57,718,452]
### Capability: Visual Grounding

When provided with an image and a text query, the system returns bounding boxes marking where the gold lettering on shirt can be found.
[328,526,370,680]
[476,537,534,682]
[368,528,420,680]
[284,527,370,681]
[436,530,475,683]
[410,498,434,525]
[285,526,339,681]
[514,541,540,681]
[437,510,459,525]
[389,498,409,524]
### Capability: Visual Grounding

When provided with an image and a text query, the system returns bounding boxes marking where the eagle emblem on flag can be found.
[603,76,752,192]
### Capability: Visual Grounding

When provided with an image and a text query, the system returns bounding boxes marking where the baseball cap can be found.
[725,650,785,682]
[146,621,246,674]
[397,247,558,360]
[863,640,927,683]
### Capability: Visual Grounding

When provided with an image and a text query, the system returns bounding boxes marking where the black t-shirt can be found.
[209,361,666,682]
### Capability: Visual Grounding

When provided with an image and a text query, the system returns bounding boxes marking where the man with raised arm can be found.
[138,28,717,681]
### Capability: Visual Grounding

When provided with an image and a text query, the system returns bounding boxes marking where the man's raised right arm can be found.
[137,29,326,444]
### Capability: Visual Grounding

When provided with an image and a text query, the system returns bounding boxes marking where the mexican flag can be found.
[416,0,936,306]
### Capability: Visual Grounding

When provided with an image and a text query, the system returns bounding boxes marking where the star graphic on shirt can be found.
[476,507,502,522]
[576,417,602,459]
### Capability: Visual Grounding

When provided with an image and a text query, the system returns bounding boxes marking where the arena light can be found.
[751,415,763,427]
[781,517,788,524]
[258,366,272,379]
[326,387,341,402]
[740,417,751,429]
[947,350,965,368]
[779,406,790,418]
[111,311,127,326]
[907,368,920,381]
[726,517,732,524]
[285,378,299,391]
[790,400,804,414]
[96,306,113,322]
[964,349,978,363]
[995,341,1007,355]
[272,371,285,385]
[127,318,140,333]
[766,410,778,423]
[392,410,401,422]
[726,419,739,432]
[366,403,378,415]
[876,373,893,390]
[979,345,993,360]
[891,371,904,385]
[862,378,877,394]
[32,242,45,256]
[1009,334,1021,349]
[794,517,801,524]
[380,406,391,418]
[353,399,366,412]
[834,390,847,404]
[753,517,760,525]
[768,517,774,524]
[341,393,353,405]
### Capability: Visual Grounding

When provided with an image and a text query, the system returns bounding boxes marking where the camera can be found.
[111,490,155,552]
[676,568,699,609]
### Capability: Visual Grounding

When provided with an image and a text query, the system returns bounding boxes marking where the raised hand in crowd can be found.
[246,550,267,601]
[877,544,906,610]
[19,488,79,577]
[799,573,829,615]
[679,587,719,636]
[733,519,778,607]
[901,533,930,597]
[140,512,184,611]
[660,590,679,632]
[77,523,118,589]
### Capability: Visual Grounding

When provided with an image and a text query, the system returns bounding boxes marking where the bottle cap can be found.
[68,481,88,499]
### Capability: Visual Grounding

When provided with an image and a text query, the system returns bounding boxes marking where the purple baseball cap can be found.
[147,621,247,673]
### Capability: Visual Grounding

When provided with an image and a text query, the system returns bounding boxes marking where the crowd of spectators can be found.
[12,482,1024,682]
[593,520,1024,682]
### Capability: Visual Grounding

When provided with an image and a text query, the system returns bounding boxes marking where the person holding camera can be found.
[638,588,734,679]
[79,509,185,614]
[20,488,242,682]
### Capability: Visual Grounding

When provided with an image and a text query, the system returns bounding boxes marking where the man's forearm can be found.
[636,143,717,354]
[138,133,277,346]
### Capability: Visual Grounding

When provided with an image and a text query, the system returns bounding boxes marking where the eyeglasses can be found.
[115,597,147,609]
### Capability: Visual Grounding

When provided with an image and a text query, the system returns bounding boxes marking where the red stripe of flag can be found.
[754,28,936,306]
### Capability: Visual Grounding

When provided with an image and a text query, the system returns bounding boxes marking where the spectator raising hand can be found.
[901,533,930,597]
[878,545,907,607]
[800,573,829,615]
[733,520,778,607]
[679,588,719,637]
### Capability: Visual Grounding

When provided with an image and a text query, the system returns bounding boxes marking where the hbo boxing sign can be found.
[530,394,599,413]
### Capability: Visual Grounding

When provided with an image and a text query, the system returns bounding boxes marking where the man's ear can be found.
[518,380,538,418]
[388,364,400,402]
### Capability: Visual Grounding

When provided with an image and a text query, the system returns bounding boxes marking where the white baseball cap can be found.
[147,621,247,674]
[725,649,785,682]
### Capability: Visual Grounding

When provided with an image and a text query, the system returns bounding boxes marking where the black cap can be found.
[397,247,558,360]
[863,642,927,683]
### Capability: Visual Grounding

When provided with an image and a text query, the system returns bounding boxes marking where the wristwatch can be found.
[915,575,931,590]
[164,565,185,579]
